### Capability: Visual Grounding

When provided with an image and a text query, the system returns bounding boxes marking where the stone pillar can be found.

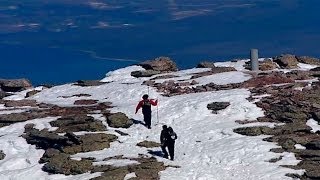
[250,49,259,71]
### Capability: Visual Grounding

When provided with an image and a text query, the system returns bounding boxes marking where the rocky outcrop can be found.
[139,57,178,72]
[0,89,6,99]
[74,80,107,87]
[137,141,161,148]
[40,149,93,175]
[50,115,106,133]
[131,70,161,78]
[233,126,273,136]
[191,67,236,79]
[0,78,32,92]
[92,156,166,180]
[207,102,230,114]
[273,54,299,69]
[74,99,98,105]
[197,61,216,68]
[242,72,294,88]
[106,112,133,128]
[296,56,320,65]
[4,99,38,107]
[0,150,5,160]
[25,90,41,98]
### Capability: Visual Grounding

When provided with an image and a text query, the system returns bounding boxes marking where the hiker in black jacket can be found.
[160,125,177,160]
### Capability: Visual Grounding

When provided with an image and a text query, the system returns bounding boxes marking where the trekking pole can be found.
[148,86,150,95]
[157,97,159,124]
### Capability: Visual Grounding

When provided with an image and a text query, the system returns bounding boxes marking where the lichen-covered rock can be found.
[42,152,93,175]
[273,54,299,69]
[4,99,38,107]
[139,57,178,72]
[137,141,161,148]
[50,115,106,133]
[106,112,133,128]
[62,133,117,154]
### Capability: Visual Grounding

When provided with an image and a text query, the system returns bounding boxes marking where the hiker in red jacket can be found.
[135,94,158,129]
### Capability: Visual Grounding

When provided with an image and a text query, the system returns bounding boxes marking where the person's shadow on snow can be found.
[131,119,145,126]
[147,150,163,158]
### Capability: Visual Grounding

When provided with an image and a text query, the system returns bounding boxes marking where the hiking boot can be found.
[163,155,168,159]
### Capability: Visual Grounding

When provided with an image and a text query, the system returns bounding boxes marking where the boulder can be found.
[207,102,230,114]
[273,54,299,69]
[197,61,216,68]
[137,141,161,148]
[312,112,320,122]
[260,59,278,71]
[0,89,5,99]
[296,56,320,65]
[106,112,133,128]
[131,70,161,78]
[139,57,177,72]
[0,78,32,92]
[0,150,5,160]
[310,67,320,71]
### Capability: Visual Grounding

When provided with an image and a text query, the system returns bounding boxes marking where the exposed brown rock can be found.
[260,59,278,71]
[296,56,320,65]
[207,102,230,114]
[0,78,32,92]
[25,90,41,98]
[106,112,133,128]
[137,141,161,148]
[139,57,178,72]
[4,99,38,107]
[74,80,107,87]
[273,54,299,69]
[0,150,5,160]
[197,61,216,68]
[74,99,98,105]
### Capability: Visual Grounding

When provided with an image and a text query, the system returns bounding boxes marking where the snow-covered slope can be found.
[0,60,305,179]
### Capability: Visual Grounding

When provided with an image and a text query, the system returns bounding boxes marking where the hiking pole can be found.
[156,97,159,124]
[148,86,150,96]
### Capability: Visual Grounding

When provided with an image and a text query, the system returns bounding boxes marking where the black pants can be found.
[161,142,175,160]
[143,112,151,128]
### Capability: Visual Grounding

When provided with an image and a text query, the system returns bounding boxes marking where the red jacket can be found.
[135,99,158,114]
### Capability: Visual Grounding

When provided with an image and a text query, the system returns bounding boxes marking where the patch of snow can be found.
[124,172,137,180]
[214,59,249,71]
[193,71,252,85]
[306,119,320,133]
[295,144,306,150]
[0,109,28,115]
[297,63,318,70]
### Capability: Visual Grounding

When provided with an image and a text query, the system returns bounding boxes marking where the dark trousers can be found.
[143,112,151,128]
[161,142,175,160]
[168,142,175,160]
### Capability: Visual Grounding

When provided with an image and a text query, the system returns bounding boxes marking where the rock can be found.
[305,141,320,150]
[23,127,70,150]
[191,67,236,79]
[243,72,294,88]
[62,133,117,154]
[131,70,161,78]
[260,59,278,71]
[74,80,106,87]
[0,150,5,160]
[25,90,41,98]
[106,113,133,128]
[268,156,283,163]
[42,152,93,175]
[137,141,161,148]
[115,130,129,136]
[4,99,38,107]
[0,111,48,126]
[74,99,98,105]
[142,80,156,86]
[312,112,320,122]
[0,89,6,99]
[150,75,179,80]
[92,167,129,180]
[310,67,320,71]
[60,94,91,98]
[50,115,106,133]
[297,160,320,179]
[273,54,299,69]
[207,102,230,114]
[0,78,32,92]
[296,56,320,65]
[233,126,273,136]
[197,61,216,68]
[139,57,178,72]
